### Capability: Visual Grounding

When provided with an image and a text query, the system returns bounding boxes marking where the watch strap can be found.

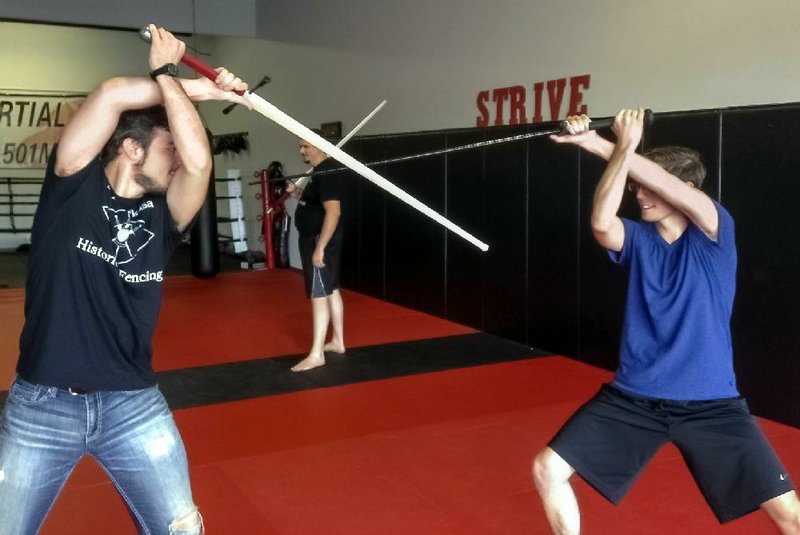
[149,63,178,80]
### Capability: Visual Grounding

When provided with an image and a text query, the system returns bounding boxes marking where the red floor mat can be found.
[152,270,475,370]
[40,357,798,534]
[0,270,474,386]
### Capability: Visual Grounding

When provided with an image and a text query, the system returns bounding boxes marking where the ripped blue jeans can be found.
[0,377,202,535]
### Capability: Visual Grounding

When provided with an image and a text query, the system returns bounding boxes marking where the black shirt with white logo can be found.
[16,151,182,390]
[295,157,349,236]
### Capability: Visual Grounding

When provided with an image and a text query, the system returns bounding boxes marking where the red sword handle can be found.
[139,26,245,96]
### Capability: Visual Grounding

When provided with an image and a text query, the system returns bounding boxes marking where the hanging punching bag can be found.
[191,129,220,278]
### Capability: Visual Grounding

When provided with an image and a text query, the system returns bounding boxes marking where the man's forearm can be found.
[96,76,217,108]
[592,144,632,230]
[581,135,666,193]
[97,77,207,111]
[579,135,615,161]
[157,76,210,176]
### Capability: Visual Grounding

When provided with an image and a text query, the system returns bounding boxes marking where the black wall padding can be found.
[721,106,800,427]
[445,129,486,329]
[528,136,581,359]
[341,103,800,428]
[384,133,448,317]
[346,138,387,297]
[482,124,529,342]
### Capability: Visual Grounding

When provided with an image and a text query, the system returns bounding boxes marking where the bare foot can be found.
[291,354,325,372]
[323,341,346,354]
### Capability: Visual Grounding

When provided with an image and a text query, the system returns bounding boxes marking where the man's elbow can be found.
[180,154,213,181]
[97,77,127,94]
[591,216,619,246]
[98,76,147,100]
[590,227,615,251]
[590,214,612,236]
[591,226,608,244]
[591,222,624,252]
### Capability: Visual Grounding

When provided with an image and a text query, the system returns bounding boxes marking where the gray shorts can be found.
[549,384,794,523]
[299,232,342,299]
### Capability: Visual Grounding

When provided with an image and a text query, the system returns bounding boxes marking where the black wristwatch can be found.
[150,63,179,80]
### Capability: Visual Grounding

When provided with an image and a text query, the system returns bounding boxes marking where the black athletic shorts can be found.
[549,384,794,523]
[299,231,343,298]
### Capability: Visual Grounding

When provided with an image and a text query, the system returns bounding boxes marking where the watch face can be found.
[152,63,178,78]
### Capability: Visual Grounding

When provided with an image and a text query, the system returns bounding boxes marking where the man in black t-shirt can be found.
[0,25,247,534]
[286,133,348,371]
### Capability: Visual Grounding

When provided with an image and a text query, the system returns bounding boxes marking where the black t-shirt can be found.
[295,157,349,236]
[16,151,182,390]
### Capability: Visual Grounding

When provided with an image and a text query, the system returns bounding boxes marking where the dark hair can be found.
[100,106,169,164]
[301,128,339,145]
[643,146,706,188]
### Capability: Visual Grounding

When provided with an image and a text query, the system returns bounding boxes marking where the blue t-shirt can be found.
[16,151,182,390]
[609,202,738,400]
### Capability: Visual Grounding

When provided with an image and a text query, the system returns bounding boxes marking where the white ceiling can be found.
[0,0,257,37]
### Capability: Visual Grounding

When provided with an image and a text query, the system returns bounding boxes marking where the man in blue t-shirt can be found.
[0,25,248,534]
[532,108,799,533]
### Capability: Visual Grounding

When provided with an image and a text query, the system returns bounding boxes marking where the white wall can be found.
[3,1,800,252]
[254,0,800,123]
[0,23,145,249]
[0,22,221,250]
[211,0,800,259]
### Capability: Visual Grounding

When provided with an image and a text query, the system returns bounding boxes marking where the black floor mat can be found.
[0,333,550,410]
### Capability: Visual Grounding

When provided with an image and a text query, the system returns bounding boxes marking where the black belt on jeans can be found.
[66,387,93,395]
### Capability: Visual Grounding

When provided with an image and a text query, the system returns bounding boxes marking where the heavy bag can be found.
[191,131,220,277]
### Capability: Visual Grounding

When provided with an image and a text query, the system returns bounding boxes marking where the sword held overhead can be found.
[275,110,654,183]
[139,26,489,252]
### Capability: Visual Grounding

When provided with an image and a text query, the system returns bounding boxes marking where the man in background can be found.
[286,132,348,372]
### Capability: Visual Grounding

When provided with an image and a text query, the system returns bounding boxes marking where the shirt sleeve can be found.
[43,145,99,205]
[684,201,735,259]
[318,161,344,203]
[608,218,636,268]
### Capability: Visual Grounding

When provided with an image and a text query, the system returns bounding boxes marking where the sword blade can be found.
[294,99,387,189]
[245,91,489,252]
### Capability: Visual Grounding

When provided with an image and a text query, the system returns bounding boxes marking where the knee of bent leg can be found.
[762,490,800,534]
[169,507,204,535]
[532,448,568,490]
[532,450,551,488]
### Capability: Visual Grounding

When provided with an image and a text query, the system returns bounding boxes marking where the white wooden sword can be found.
[293,99,386,190]
[140,27,489,252]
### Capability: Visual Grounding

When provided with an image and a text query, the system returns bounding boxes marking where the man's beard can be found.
[134,172,168,195]
[134,148,169,195]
